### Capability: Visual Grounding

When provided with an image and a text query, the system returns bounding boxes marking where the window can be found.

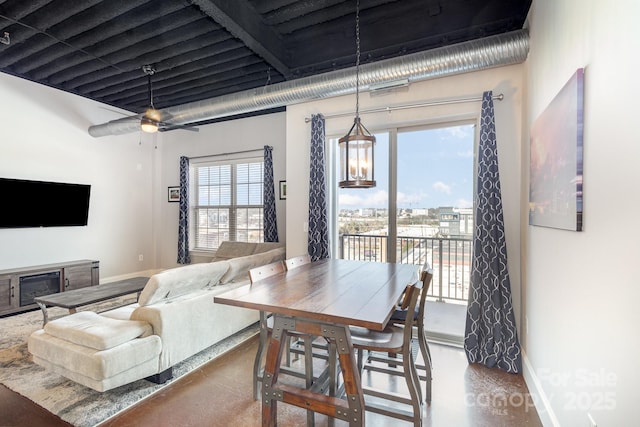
[193,158,264,250]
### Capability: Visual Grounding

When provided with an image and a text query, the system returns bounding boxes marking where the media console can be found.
[0,260,99,316]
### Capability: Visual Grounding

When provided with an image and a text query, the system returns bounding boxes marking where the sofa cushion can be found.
[43,311,152,351]
[219,247,286,284]
[29,329,161,388]
[253,242,285,254]
[213,241,257,260]
[138,260,230,306]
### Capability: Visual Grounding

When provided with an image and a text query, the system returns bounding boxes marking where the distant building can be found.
[438,207,473,237]
[360,208,375,217]
[456,208,474,236]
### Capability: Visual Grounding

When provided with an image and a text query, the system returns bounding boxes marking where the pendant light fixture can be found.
[338,0,375,189]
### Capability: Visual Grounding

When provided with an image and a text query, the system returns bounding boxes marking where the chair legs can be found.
[416,326,432,403]
[352,348,423,426]
[380,334,432,405]
[253,311,270,400]
[402,348,423,426]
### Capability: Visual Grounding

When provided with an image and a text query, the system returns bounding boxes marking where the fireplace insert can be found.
[19,271,60,306]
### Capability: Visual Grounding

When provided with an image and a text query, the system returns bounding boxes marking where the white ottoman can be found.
[28,311,162,392]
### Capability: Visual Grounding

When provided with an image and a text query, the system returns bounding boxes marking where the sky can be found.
[337,124,475,210]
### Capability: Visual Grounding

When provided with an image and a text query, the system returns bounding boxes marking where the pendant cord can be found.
[355,0,361,121]
[148,74,154,109]
[143,65,156,110]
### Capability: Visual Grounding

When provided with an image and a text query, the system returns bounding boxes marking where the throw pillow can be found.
[214,241,257,259]
[138,260,230,306]
[253,242,285,254]
[219,247,286,284]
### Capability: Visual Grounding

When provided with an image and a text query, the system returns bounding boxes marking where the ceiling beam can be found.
[189,0,292,79]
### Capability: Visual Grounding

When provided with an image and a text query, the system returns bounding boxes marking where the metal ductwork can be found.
[88,29,529,138]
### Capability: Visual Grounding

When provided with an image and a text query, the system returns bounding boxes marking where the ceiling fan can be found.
[136,65,199,134]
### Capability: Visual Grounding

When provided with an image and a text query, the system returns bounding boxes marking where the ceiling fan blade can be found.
[99,106,140,117]
[158,122,200,132]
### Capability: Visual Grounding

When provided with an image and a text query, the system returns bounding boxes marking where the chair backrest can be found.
[417,263,433,328]
[400,279,424,347]
[284,254,311,270]
[249,261,285,284]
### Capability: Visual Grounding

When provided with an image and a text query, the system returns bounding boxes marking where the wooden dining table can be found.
[214,258,419,427]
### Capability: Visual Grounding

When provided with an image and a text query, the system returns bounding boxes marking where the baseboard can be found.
[522,349,561,427]
[425,331,463,348]
[101,270,160,284]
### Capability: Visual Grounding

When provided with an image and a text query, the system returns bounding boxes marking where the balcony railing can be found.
[339,233,472,303]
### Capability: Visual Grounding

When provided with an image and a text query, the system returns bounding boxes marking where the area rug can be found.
[0,298,259,427]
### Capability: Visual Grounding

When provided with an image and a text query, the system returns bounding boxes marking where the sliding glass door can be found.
[330,121,475,305]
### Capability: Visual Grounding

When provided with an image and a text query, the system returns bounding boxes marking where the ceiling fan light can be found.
[140,117,158,133]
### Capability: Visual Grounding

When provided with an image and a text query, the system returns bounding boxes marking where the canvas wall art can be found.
[529,68,584,231]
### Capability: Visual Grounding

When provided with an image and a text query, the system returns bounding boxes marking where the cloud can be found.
[457,149,474,158]
[456,198,473,208]
[339,190,389,206]
[446,126,472,139]
[432,181,451,194]
[397,191,424,205]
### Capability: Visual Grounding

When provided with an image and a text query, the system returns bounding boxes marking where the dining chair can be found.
[249,260,315,408]
[250,261,284,400]
[349,278,424,426]
[283,254,335,392]
[284,254,312,270]
[389,262,434,402]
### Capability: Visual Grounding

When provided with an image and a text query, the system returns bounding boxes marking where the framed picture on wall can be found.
[529,68,584,231]
[168,186,180,202]
[279,181,287,200]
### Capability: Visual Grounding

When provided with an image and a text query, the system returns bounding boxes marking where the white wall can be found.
[524,1,640,425]
[157,112,287,267]
[0,69,286,279]
[285,64,524,320]
[0,72,157,280]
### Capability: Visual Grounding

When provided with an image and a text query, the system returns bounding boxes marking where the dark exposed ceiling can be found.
[0,0,531,117]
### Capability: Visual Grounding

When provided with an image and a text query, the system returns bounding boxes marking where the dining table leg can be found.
[333,328,366,426]
[261,315,366,427]
[261,315,289,426]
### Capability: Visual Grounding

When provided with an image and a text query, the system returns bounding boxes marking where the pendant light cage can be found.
[339,0,376,189]
[338,118,376,188]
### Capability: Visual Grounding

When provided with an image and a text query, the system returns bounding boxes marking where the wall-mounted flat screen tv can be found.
[0,178,91,228]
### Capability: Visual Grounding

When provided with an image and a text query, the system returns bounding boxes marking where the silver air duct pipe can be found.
[88,29,528,137]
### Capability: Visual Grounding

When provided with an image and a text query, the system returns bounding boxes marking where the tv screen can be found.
[0,178,91,228]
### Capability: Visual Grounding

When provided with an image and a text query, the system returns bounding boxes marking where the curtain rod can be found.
[188,146,271,160]
[304,93,503,122]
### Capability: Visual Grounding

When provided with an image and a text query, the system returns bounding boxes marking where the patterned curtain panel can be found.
[464,91,521,373]
[307,114,330,261]
[177,156,191,264]
[263,145,278,242]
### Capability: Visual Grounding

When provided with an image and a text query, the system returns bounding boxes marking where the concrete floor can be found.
[96,336,541,427]
[0,305,540,427]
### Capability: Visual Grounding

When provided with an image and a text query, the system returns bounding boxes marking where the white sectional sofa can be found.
[28,242,285,392]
